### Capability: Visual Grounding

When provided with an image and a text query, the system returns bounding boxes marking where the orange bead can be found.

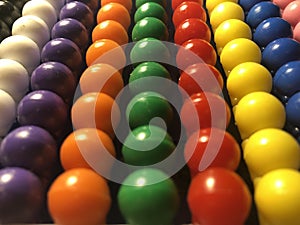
[96,3,131,30]
[71,92,120,138]
[79,63,124,99]
[92,20,128,46]
[60,128,116,172]
[48,168,111,225]
[85,39,126,69]
[101,0,132,12]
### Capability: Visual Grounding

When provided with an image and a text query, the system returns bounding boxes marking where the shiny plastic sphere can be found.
[0,20,10,42]
[205,0,238,15]
[178,63,223,96]
[71,92,120,138]
[273,61,300,98]
[0,125,57,176]
[210,2,244,31]
[243,128,300,179]
[0,167,44,223]
[101,0,132,12]
[0,89,16,137]
[31,62,76,104]
[134,2,167,23]
[172,1,206,28]
[48,168,111,225]
[172,0,202,10]
[293,22,300,42]
[188,168,252,225]
[0,0,20,28]
[85,39,126,69]
[66,0,99,11]
[92,20,128,46]
[130,37,170,65]
[246,2,280,29]
[22,0,57,29]
[17,90,68,137]
[272,0,294,9]
[122,125,175,166]
[79,63,124,99]
[253,17,293,48]
[59,1,94,30]
[180,92,231,136]
[220,38,261,75]
[184,128,241,176]
[262,38,300,74]
[174,18,211,45]
[118,168,179,225]
[136,0,167,8]
[52,18,89,51]
[255,169,300,225]
[0,35,40,74]
[126,91,173,129]
[282,1,300,27]
[60,128,115,171]
[227,62,272,106]
[286,92,300,127]
[234,92,286,139]
[214,19,252,54]
[96,3,130,30]
[129,61,171,95]
[0,58,29,102]
[12,15,50,51]
[176,39,217,69]
[239,0,264,12]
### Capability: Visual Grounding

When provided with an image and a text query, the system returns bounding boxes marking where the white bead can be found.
[45,0,66,16]
[0,89,16,137]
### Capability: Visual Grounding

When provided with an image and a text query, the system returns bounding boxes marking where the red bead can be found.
[172,0,203,10]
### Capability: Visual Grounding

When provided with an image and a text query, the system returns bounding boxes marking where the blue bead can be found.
[286,92,300,127]
[238,0,265,13]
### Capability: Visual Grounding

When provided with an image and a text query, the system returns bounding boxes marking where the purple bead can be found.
[31,62,77,104]
[17,90,68,138]
[0,125,57,176]
[65,0,99,12]
[0,167,44,223]
[41,38,83,77]
[59,1,94,31]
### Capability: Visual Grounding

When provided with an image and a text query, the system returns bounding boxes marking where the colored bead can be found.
[293,21,300,42]
[134,2,167,23]
[205,0,238,15]
[239,0,265,12]
[282,0,300,28]
[66,0,99,12]
[272,0,294,10]
[172,0,202,10]
[101,0,132,12]
[135,0,167,9]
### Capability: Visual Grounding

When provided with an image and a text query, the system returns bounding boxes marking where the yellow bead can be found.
[205,0,238,15]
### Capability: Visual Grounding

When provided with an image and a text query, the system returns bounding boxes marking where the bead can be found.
[135,0,166,9]
[293,21,300,42]
[282,0,300,27]
[239,0,264,12]
[66,0,99,11]
[172,0,202,10]
[134,2,167,23]
[101,0,132,12]
[0,20,10,42]
[0,89,16,137]
[286,92,300,127]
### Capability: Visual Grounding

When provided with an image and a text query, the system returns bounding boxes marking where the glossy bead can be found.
[174,18,211,45]
[286,92,300,127]
[246,2,280,29]
[234,92,286,139]
[101,0,132,12]
[60,128,115,171]
[48,168,111,225]
[255,169,300,225]
[0,35,40,74]
[243,128,300,180]
[262,38,300,74]
[188,168,252,225]
[122,125,175,166]
[0,167,44,223]
[92,20,128,46]
[126,91,173,129]
[129,61,171,95]
[0,20,10,42]
[135,2,167,23]
[0,89,16,137]
[22,0,57,29]
[227,62,272,106]
[17,90,68,137]
[0,59,29,102]
[184,128,241,176]
[118,168,179,225]
[172,1,206,28]
[172,0,202,10]
[293,21,300,42]
[253,17,293,48]
[282,0,300,28]
[132,17,168,42]
[31,62,76,104]
[59,1,94,31]
[52,18,89,51]
[135,0,166,8]
[273,61,300,98]
[178,63,223,96]
[0,0,20,28]
[214,19,252,54]
[66,0,99,11]
[272,0,294,9]
[239,0,264,12]
[96,3,130,30]
[71,92,120,138]
[0,125,57,176]
[220,38,261,75]
[85,39,126,69]
[205,0,237,15]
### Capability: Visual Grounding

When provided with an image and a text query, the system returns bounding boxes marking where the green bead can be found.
[122,125,175,166]
[118,168,179,225]
[129,62,171,95]
[130,38,170,65]
[132,17,169,42]
[134,2,168,24]
[135,0,167,9]
[126,91,173,129]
